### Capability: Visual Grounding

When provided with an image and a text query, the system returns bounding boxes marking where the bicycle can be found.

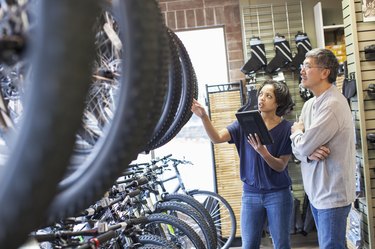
[33,178,204,249]
[160,156,237,249]
[119,163,216,249]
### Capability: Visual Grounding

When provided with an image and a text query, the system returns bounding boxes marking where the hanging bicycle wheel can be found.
[188,190,237,249]
[47,0,170,222]
[0,0,100,248]
[149,28,198,150]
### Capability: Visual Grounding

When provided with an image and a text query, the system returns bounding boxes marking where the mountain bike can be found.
[160,156,237,249]
[119,165,216,249]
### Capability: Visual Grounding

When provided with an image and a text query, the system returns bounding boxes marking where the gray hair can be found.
[305,48,339,84]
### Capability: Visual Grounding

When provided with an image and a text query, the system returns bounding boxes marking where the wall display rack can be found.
[342,0,375,247]
[240,0,305,76]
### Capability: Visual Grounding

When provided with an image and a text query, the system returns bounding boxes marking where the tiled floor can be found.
[230,231,319,248]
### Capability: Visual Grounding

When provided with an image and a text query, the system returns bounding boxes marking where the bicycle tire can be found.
[144,27,182,152]
[0,1,100,248]
[161,193,218,245]
[138,246,166,249]
[143,213,205,249]
[151,28,198,149]
[138,234,178,249]
[47,0,169,222]
[155,201,217,249]
[188,190,237,249]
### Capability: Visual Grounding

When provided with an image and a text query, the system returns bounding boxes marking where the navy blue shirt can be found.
[227,119,292,193]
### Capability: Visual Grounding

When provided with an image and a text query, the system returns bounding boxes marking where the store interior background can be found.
[135,0,375,248]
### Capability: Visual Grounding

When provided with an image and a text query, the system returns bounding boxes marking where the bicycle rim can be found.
[188,190,237,249]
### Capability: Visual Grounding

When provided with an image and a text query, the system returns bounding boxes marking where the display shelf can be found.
[314,1,345,48]
[323,24,345,31]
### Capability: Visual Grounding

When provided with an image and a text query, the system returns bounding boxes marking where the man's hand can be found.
[291,120,304,134]
[308,145,330,161]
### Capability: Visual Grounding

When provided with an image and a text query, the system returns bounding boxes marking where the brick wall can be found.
[158,0,245,82]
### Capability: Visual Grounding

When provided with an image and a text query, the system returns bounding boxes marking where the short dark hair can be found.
[257,79,294,117]
[305,48,339,84]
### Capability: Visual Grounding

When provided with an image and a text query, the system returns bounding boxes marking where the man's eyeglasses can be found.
[301,64,325,70]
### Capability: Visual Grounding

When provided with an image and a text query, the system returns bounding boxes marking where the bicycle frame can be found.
[159,159,198,195]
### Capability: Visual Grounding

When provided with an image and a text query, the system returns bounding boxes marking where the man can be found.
[291,48,356,249]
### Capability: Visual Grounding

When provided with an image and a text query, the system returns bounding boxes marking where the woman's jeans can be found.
[241,188,293,249]
[310,203,351,249]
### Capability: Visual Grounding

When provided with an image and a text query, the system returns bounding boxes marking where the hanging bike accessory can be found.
[290,31,312,71]
[368,83,375,99]
[342,72,357,100]
[364,44,375,61]
[266,34,293,74]
[241,36,267,75]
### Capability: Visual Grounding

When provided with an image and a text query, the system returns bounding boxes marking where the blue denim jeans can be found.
[310,203,351,249]
[241,188,293,249]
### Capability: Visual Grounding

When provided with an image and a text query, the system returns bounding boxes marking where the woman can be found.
[191,79,294,249]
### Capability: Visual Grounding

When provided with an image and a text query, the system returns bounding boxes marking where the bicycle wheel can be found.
[144,27,182,152]
[150,28,198,150]
[137,234,178,249]
[47,0,169,222]
[155,201,216,249]
[143,213,205,249]
[188,190,236,249]
[162,193,218,245]
[0,1,100,248]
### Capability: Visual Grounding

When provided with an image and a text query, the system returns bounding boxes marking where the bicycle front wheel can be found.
[188,190,237,249]
[143,213,206,249]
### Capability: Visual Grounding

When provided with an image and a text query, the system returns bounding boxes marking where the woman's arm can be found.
[191,99,231,143]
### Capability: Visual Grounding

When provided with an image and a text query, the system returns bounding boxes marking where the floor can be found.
[230,231,319,248]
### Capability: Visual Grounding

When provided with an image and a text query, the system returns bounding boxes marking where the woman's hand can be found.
[247,133,267,156]
[191,98,208,118]
[248,133,289,172]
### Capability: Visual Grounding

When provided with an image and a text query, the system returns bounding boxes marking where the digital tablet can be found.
[235,110,274,145]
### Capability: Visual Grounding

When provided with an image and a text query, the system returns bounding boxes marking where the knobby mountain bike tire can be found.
[0,1,100,248]
[188,190,237,249]
[161,193,218,245]
[151,28,198,149]
[155,201,217,249]
[137,234,178,249]
[47,0,169,223]
[144,27,183,152]
[143,213,205,249]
